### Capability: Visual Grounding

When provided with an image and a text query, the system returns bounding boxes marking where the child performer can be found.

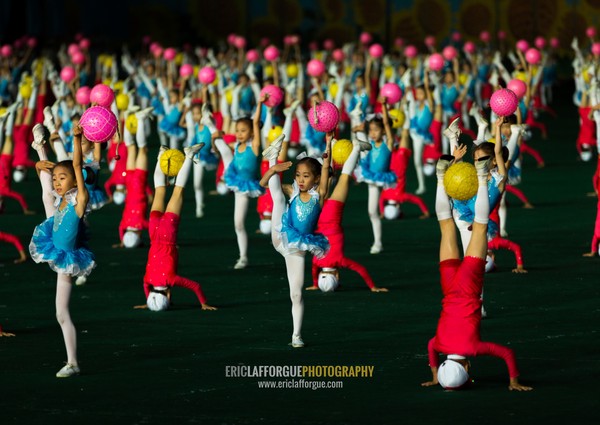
[421,154,532,391]
[260,132,330,348]
[137,145,217,311]
[29,124,95,378]
[309,135,388,292]
[0,230,27,263]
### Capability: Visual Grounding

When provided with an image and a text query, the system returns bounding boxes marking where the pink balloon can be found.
[480,31,490,43]
[534,37,546,49]
[394,37,404,48]
[525,48,541,64]
[79,106,118,143]
[360,32,372,45]
[369,43,384,58]
[68,43,80,56]
[263,45,280,61]
[463,41,476,54]
[308,101,339,133]
[307,59,326,77]
[163,48,176,61]
[152,46,163,59]
[490,89,519,116]
[332,49,345,62]
[90,84,115,108]
[516,39,529,52]
[497,30,506,40]
[442,46,457,61]
[380,83,402,104]
[0,45,12,57]
[60,66,76,83]
[428,53,444,71]
[592,42,600,56]
[27,37,37,48]
[323,39,335,50]
[233,36,246,49]
[452,32,462,42]
[198,66,216,84]
[246,49,260,63]
[404,45,418,58]
[424,35,436,47]
[179,64,193,78]
[71,51,85,65]
[79,38,90,50]
[586,26,596,38]
[260,85,284,108]
[76,87,91,105]
[507,79,527,99]
[550,37,560,49]
[227,34,237,45]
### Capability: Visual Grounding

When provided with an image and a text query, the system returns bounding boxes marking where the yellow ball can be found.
[264,64,273,78]
[113,80,124,93]
[0,107,6,116]
[583,69,591,84]
[345,65,353,77]
[488,137,496,144]
[116,93,130,111]
[19,84,32,99]
[458,73,468,86]
[287,64,298,78]
[388,109,405,129]
[193,65,200,78]
[160,149,185,177]
[329,82,338,98]
[225,87,233,105]
[332,139,353,166]
[514,71,527,82]
[384,66,393,80]
[126,114,138,134]
[267,126,283,143]
[443,162,478,201]
[175,52,184,66]
[104,56,113,68]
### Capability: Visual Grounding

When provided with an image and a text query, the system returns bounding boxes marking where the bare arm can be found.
[381,102,394,151]
[318,133,333,204]
[252,96,264,155]
[72,126,89,217]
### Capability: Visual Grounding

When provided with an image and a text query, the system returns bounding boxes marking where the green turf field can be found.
[0,88,598,424]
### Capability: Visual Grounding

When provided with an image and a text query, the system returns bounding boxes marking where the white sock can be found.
[341,144,361,175]
[283,110,293,143]
[28,86,38,111]
[136,116,147,148]
[154,156,166,188]
[499,193,507,236]
[473,179,490,224]
[53,138,69,161]
[435,176,452,220]
[193,162,204,211]
[175,156,193,188]
[5,111,15,136]
[474,122,488,145]
[123,126,135,146]
[214,138,233,169]
[269,163,286,250]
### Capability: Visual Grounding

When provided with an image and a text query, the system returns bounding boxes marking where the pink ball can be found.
[380,83,402,104]
[79,38,90,50]
[490,88,519,117]
[152,47,163,59]
[586,26,596,38]
[516,39,529,52]
[442,46,458,60]
[308,101,340,133]
[179,64,193,78]
[227,34,237,45]
[332,49,345,62]
[464,41,476,54]
[395,37,404,48]
[534,36,546,49]
[234,36,246,49]
[428,53,444,71]
[79,106,118,143]
[0,45,12,57]
[360,32,372,45]
[497,30,506,40]
[592,43,600,56]
[525,48,541,64]
[260,37,270,47]
[198,66,216,84]
[323,39,335,50]
[76,87,91,105]
[369,43,384,58]
[71,51,85,65]
[246,49,260,63]
[149,42,160,52]
[424,35,436,47]
[404,45,418,58]
[307,59,326,77]
[289,35,300,45]
[550,37,560,49]
[60,66,76,83]
[163,48,176,61]
[67,43,80,56]
[284,35,293,46]
[27,37,37,48]
[309,41,318,52]
[90,84,115,108]
[260,85,284,108]
[263,45,280,61]
[452,31,462,42]
[480,31,490,43]
[507,79,527,99]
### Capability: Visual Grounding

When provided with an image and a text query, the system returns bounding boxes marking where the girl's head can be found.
[145,63,155,76]
[415,84,426,101]
[238,74,249,86]
[367,117,384,142]
[295,157,321,192]
[65,94,75,109]
[168,89,179,104]
[443,69,455,84]
[473,142,508,168]
[191,103,203,122]
[355,73,365,89]
[52,160,76,195]
[235,117,253,142]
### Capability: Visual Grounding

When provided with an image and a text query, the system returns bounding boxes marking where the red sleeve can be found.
[0,231,24,252]
[311,261,319,288]
[428,337,440,369]
[171,276,208,305]
[143,282,150,300]
[475,341,519,378]
[104,174,114,197]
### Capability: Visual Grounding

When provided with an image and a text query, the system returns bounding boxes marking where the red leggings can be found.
[0,230,25,253]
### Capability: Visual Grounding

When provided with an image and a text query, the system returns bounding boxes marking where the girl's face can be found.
[355,76,365,90]
[169,91,179,104]
[235,121,252,142]
[192,107,202,123]
[474,148,497,168]
[444,72,454,84]
[368,122,383,142]
[295,163,319,192]
[65,96,75,109]
[415,87,426,101]
[52,166,76,196]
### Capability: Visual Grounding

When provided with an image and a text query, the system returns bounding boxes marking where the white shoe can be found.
[436,154,455,178]
[350,99,363,119]
[475,155,491,177]
[283,99,301,117]
[401,69,412,88]
[370,244,383,254]
[488,70,499,87]
[353,139,372,152]
[135,107,154,121]
[571,37,579,51]
[31,124,46,150]
[200,103,214,126]
[262,134,285,161]
[182,93,192,108]
[234,257,248,269]
[285,80,297,95]
[43,106,57,134]
[184,143,204,160]
[415,187,426,195]
[290,335,304,348]
[442,117,461,140]
[126,105,141,115]
[75,276,87,286]
[481,305,487,319]
[468,103,480,118]
[56,363,80,378]
[196,205,204,218]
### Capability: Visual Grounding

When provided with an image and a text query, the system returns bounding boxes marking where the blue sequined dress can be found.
[192,124,218,170]
[354,140,397,188]
[224,142,264,197]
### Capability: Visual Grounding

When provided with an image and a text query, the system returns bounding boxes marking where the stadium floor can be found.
[0,86,598,424]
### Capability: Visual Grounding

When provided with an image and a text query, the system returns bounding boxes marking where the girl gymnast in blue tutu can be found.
[29,124,95,378]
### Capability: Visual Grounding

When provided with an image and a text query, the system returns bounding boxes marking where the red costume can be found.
[11,124,36,169]
[576,106,596,155]
[118,169,149,240]
[0,230,24,254]
[0,154,29,212]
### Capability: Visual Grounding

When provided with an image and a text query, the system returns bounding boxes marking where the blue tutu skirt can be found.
[452,199,497,240]
[508,165,521,186]
[279,216,329,259]
[150,97,165,116]
[199,150,219,170]
[137,82,151,99]
[29,218,96,277]
[159,109,186,138]
[355,165,397,188]
[224,166,264,198]
[87,186,108,210]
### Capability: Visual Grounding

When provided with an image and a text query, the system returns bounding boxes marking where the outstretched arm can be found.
[252,95,264,156]
[318,132,333,204]
[422,337,439,387]
[72,126,89,217]
[381,101,394,151]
